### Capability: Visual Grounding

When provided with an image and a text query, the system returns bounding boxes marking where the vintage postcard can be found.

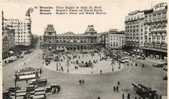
[0,0,167,99]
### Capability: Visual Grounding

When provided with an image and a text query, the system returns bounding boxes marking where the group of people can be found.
[79,79,85,85]
[113,81,120,92]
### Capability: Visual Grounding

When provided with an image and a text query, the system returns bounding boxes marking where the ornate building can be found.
[125,10,145,50]
[125,2,167,59]
[2,10,32,47]
[143,2,167,59]
[104,29,125,50]
[42,25,98,52]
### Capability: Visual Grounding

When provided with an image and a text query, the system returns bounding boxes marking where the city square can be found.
[1,0,168,99]
[3,46,167,99]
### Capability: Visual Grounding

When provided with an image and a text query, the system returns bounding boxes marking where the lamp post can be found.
[67,56,69,73]
[14,73,17,99]
[66,55,71,73]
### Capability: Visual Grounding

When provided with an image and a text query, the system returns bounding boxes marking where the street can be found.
[3,46,167,99]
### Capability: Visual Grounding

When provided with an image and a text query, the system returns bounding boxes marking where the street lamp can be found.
[66,55,70,73]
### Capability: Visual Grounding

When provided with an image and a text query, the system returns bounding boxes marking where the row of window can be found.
[45,39,96,43]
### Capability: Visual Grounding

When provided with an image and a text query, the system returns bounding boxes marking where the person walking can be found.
[127,93,130,99]
[117,81,120,85]
[122,93,124,99]
[97,96,101,99]
[113,86,115,92]
[116,86,119,92]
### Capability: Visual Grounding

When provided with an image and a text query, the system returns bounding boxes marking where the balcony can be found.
[150,28,167,33]
[144,18,167,24]
[143,42,167,52]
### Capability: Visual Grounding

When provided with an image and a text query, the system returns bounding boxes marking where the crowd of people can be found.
[42,49,134,74]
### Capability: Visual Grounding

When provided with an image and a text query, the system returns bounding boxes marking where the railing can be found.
[144,43,167,50]
[150,28,166,33]
[42,42,98,45]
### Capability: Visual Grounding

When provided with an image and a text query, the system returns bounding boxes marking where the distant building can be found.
[42,25,98,51]
[2,11,32,47]
[103,29,125,50]
[2,28,15,59]
[125,10,145,50]
[143,2,167,59]
[125,2,167,59]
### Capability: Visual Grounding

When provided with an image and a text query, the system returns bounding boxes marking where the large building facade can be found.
[143,2,167,59]
[2,11,32,47]
[104,29,125,50]
[125,10,145,50]
[42,25,98,51]
[125,2,167,59]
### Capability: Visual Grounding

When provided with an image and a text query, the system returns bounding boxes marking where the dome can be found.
[84,25,97,35]
[44,24,56,36]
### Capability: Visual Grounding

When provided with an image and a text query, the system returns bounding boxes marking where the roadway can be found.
[2,40,167,99]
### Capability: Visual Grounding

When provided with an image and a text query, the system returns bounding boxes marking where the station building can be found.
[42,25,99,52]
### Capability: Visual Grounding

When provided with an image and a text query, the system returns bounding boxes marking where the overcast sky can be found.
[0,0,167,35]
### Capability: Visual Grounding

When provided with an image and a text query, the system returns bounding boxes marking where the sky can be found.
[0,0,167,35]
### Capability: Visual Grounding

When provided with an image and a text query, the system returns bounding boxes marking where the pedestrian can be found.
[116,86,119,92]
[79,80,81,85]
[97,96,101,99]
[122,93,124,99]
[113,86,115,92]
[81,80,84,84]
[61,66,63,71]
[100,70,102,74]
[117,81,120,85]
[142,64,144,68]
[127,93,130,99]
[40,68,42,74]
[159,95,162,99]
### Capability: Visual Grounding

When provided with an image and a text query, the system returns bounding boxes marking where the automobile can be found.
[163,67,167,71]
[8,87,21,93]
[123,52,130,55]
[30,79,47,87]
[20,52,24,58]
[3,91,10,99]
[32,94,46,99]
[119,59,129,63]
[24,50,32,54]
[136,56,145,60]
[132,54,136,57]
[4,56,17,63]
[152,64,164,68]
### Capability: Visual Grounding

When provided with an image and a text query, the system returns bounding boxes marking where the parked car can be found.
[163,67,167,71]
[8,87,21,93]
[136,56,145,60]
[152,64,164,68]
[24,50,32,54]
[4,56,17,63]
[29,79,47,87]
[3,91,11,99]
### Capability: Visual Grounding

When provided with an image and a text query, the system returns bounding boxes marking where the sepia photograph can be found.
[0,0,168,99]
